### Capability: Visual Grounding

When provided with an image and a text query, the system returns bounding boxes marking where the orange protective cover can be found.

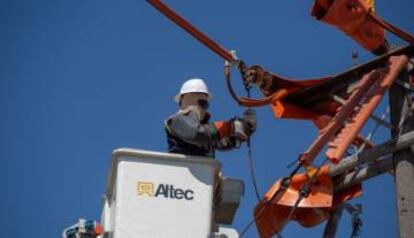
[311,0,385,51]
[254,166,362,238]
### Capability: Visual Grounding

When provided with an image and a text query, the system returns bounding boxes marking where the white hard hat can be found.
[175,78,211,102]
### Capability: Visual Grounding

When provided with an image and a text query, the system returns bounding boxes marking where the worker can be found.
[165,78,256,157]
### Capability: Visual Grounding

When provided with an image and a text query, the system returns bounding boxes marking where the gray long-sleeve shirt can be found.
[165,110,237,157]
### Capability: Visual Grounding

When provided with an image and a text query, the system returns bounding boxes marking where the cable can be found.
[244,86,262,202]
[239,159,305,237]
[225,61,262,201]
[239,217,257,237]
[274,158,329,237]
[226,61,326,237]
[247,136,261,202]
[224,59,267,237]
[344,203,363,238]
[224,61,288,108]
[350,214,363,238]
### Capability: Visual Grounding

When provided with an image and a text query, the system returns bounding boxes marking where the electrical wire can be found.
[274,158,329,237]
[225,61,262,201]
[239,160,305,237]
[245,87,262,202]
[247,136,261,202]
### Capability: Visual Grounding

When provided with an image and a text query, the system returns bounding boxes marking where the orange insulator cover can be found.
[263,76,331,120]
[311,0,385,52]
[254,166,362,238]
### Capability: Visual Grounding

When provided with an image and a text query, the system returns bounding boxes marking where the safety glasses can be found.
[198,99,209,110]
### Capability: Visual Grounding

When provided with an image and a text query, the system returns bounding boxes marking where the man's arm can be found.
[166,111,221,146]
[166,109,254,149]
[215,109,257,151]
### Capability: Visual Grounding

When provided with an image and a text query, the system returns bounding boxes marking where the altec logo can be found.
[137,181,194,201]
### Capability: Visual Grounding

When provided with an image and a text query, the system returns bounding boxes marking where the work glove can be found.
[230,110,257,147]
[241,65,272,88]
[228,118,246,148]
[231,118,248,141]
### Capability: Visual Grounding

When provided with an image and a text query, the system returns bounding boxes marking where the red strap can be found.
[214,121,232,138]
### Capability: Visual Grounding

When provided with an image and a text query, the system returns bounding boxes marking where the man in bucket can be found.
[165,78,256,157]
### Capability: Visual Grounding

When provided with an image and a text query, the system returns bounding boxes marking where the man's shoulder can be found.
[168,108,200,120]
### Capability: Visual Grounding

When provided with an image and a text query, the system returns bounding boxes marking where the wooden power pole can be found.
[389,64,414,238]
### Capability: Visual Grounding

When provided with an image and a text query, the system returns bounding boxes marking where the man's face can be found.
[180,93,210,120]
[180,93,209,108]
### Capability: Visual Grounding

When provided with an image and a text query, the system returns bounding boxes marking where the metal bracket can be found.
[395,79,414,93]
[370,114,393,129]
[225,50,239,67]
[344,203,362,215]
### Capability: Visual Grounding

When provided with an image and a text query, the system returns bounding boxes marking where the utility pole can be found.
[389,62,414,238]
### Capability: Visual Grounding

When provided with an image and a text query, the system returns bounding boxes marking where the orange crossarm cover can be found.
[214,121,232,138]
[251,72,331,120]
[311,0,385,52]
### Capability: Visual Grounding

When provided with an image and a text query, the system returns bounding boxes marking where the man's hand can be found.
[231,118,248,141]
[229,110,257,147]
[230,118,247,148]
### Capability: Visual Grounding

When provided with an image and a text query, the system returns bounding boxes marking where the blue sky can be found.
[1,1,413,237]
